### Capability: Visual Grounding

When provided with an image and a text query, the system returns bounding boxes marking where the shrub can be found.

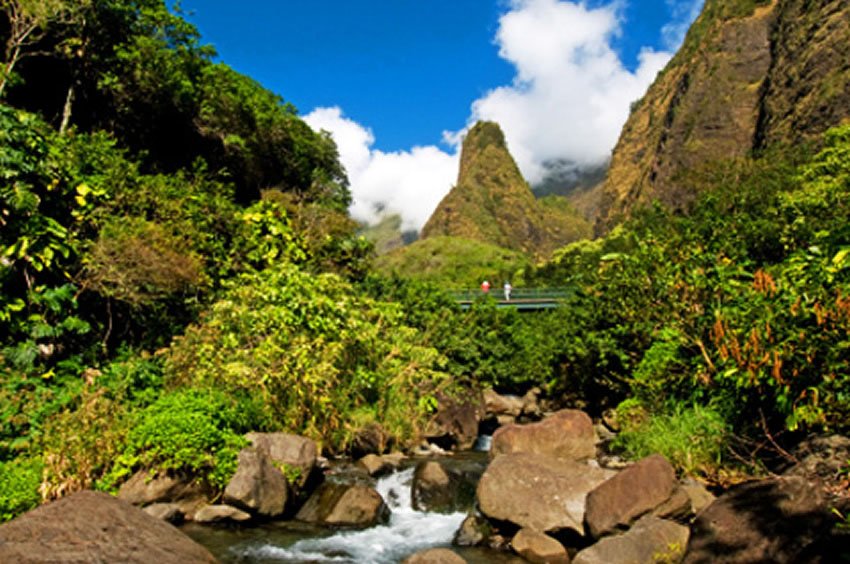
[613,401,730,479]
[165,262,451,452]
[0,457,43,522]
[102,388,260,491]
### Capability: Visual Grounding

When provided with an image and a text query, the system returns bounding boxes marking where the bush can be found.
[103,388,261,491]
[165,262,451,452]
[0,457,43,522]
[613,401,730,479]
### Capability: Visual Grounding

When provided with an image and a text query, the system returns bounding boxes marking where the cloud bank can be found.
[306,0,698,231]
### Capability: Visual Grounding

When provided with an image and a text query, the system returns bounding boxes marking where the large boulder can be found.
[0,490,217,563]
[511,528,570,563]
[246,432,318,491]
[223,447,289,517]
[477,452,613,536]
[683,476,830,563]
[424,392,482,451]
[296,482,389,528]
[483,388,524,418]
[573,515,690,564]
[117,470,206,506]
[490,409,596,461]
[584,454,679,539]
[350,422,393,458]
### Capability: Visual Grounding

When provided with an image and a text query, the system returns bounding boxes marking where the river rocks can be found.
[413,460,452,512]
[511,528,570,563]
[490,409,597,461]
[483,388,524,418]
[117,469,206,506]
[350,422,392,458]
[453,512,492,547]
[357,452,404,477]
[403,547,467,563]
[413,458,485,513]
[584,454,679,538]
[0,490,216,563]
[477,452,613,536]
[683,475,829,563]
[246,431,318,491]
[296,482,390,528]
[573,515,690,564]
[223,446,289,517]
[193,503,252,523]
[425,392,482,451]
[142,502,183,524]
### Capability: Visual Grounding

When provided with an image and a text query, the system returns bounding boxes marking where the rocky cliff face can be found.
[421,121,589,258]
[597,0,850,232]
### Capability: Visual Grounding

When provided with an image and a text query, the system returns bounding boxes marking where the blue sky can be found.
[181,0,704,229]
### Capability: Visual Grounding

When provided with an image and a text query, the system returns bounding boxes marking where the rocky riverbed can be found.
[2,390,848,563]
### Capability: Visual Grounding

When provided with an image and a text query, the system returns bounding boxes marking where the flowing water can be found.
[184,454,514,563]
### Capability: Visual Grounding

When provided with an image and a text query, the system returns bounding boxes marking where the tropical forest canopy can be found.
[1,0,849,523]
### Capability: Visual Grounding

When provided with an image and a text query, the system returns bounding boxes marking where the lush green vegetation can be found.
[1,0,849,525]
[373,236,530,289]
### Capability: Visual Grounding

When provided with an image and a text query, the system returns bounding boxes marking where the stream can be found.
[183,448,518,563]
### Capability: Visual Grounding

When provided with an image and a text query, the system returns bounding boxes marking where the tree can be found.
[0,0,89,98]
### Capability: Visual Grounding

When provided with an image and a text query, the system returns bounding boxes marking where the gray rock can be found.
[477,452,613,536]
[573,515,689,564]
[0,490,217,563]
[682,481,716,515]
[412,461,452,512]
[193,504,252,523]
[296,482,389,528]
[490,409,597,461]
[585,454,678,539]
[511,528,570,563]
[357,453,404,477]
[223,447,289,517]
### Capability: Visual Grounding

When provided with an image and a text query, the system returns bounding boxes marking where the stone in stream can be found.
[118,469,206,506]
[246,431,318,492]
[142,502,183,524]
[424,392,483,451]
[357,452,404,477]
[223,446,289,517]
[477,452,614,536]
[511,528,570,563]
[572,515,689,564]
[403,547,467,563]
[413,458,485,514]
[0,490,217,563]
[490,408,597,461]
[453,512,493,547]
[584,454,680,539]
[296,482,390,528]
[193,503,252,523]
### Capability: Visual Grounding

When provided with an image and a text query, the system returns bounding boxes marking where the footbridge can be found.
[450,288,571,311]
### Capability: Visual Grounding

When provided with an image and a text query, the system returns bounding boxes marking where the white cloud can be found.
[303,107,458,232]
[456,0,673,184]
[662,0,705,49]
[305,0,701,231]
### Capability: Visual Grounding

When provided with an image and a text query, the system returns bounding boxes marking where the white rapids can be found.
[234,467,466,563]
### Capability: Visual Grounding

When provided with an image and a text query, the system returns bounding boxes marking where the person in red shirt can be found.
[481,280,491,293]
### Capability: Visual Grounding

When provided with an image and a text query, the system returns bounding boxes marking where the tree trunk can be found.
[59,82,74,134]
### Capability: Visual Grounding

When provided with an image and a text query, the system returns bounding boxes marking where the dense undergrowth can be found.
[1,0,849,523]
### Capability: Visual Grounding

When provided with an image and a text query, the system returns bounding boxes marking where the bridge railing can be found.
[448,287,573,303]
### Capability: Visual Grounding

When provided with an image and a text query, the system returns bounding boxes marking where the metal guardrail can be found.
[449,287,572,310]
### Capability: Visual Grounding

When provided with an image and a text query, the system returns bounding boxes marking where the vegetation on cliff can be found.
[421,121,590,259]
